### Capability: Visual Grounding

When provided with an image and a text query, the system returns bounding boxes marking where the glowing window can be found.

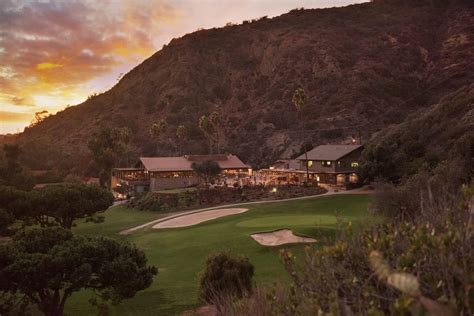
[307,161,313,167]
[351,162,359,168]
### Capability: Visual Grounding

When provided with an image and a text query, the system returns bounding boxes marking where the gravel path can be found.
[118,186,372,235]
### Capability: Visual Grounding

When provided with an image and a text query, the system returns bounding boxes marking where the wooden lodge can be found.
[111,154,250,195]
[296,144,363,185]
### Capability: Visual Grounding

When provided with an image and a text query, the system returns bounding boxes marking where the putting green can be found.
[236,214,339,227]
[69,194,373,315]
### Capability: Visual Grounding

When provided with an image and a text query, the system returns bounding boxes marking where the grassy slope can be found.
[68,194,371,315]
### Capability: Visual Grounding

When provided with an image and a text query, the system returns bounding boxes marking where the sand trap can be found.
[152,208,248,229]
[251,229,316,246]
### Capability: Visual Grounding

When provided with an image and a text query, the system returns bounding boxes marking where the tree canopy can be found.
[0,227,157,316]
[88,127,132,188]
[0,185,32,234]
[31,184,114,229]
[191,160,221,186]
[0,144,35,191]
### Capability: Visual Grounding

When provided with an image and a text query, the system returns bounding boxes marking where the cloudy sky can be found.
[0,0,366,134]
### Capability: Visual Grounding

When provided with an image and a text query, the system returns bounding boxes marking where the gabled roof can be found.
[296,145,363,161]
[270,159,300,170]
[139,154,248,172]
[186,154,228,162]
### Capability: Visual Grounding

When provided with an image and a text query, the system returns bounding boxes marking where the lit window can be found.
[351,162,359,168]
[307,161,313,167]
[322,161,332,167]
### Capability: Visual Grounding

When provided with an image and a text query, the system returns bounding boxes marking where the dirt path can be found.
[119,186,372,235]
[153,208,248,229]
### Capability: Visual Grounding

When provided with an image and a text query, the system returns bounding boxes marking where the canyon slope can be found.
[15,1,474,171]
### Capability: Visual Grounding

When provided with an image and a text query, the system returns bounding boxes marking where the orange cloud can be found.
[37,62,64,70]
[0,0,180,133]
[0,111,32,122]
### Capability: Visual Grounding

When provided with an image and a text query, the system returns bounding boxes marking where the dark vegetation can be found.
[11,0,474,172]
[0,227,157,316]
[360,85,474,184]
[198,252,254,305]
[0,148,155,316]
[127,185,327,212]
[0,184,113,234]
[191,160,221,186]
[88,127,133,188]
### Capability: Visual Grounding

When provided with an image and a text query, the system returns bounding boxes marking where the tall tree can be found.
[191,160,221,186]
[176,125,188,155]
[29,110,50,128]
[0,227,157,316]
[149,119,168,155]
[0,144,35,191]
[209,111,221,154]
[3,144,22,172]
[88,127,132,189]
[199,112,221,154]
[292,88,310,183]
[199,115,214,154]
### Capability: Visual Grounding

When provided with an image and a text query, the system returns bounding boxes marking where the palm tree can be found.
[292,88,310,184]
[149,119,168,155]
[209,111,221,154]
[199,115,214,154]
[176,125,188,155]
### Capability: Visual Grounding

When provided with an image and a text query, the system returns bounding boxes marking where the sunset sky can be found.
[0,0,366,134]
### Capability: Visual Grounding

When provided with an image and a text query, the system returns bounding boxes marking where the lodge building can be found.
[296,144,363,185]
[111,154,250,194]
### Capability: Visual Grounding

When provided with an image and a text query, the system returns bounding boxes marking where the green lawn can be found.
[68,194,372,315]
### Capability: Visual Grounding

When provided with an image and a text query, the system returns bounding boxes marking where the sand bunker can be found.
[152,208,248,229]
[250,229,316,246]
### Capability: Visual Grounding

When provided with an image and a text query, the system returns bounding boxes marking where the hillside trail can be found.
[118,185,373,235]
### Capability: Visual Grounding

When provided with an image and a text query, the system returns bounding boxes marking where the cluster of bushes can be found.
[127,191,198,212]
[128,186,327,212]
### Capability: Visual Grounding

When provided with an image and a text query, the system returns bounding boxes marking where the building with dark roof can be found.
[296,144,363,185]
[111,154,250,194]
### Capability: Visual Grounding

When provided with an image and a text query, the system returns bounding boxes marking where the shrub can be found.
[0,208,14,235]
[127,192,165,212]
[199,252,254,304]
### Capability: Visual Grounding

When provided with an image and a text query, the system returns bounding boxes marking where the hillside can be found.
[15,0,474,172]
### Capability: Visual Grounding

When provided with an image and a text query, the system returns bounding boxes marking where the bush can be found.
[372,160,466,222]
[0,208,14,235]
[127,192,165,212]
[199,252,254,304]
